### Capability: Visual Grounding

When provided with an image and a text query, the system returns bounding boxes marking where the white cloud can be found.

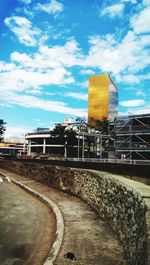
[0,66,74,93]
[36,0,63,16]
[5,126,32,138]
[38,39,83,67]
[11,52,35,68]
[143,0,150,5]
[4,16,41,46]
[101,3,124,17]
[2,10,150,115]
[0,40,86,117]
[26,89,42,95]
[116,74,140,84]
[0,39,86,110]
[121,0,137,3]
[120,99,145,107]
[65,92,88,101]
[131,6,150,34]
[9,30,150,82]
[11,38,84,69]
[80,69,95,75]
[120,106,150,115]
[136,90,145,96]
[117,72,150,84]
[18,0,32,4]
[97,1,150,79]
[0,61,16,72]
[75,81,88,89]
[128,107,150,115]
[1,92,87,117]
[86,30,150,75]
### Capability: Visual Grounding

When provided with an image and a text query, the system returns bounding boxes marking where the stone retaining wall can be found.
[0,160,148,265]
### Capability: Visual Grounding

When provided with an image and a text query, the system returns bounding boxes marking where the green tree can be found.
[75,116,88,133]
[75,116,86,124]
[88,117,109,134]
[65,128,77,145]
[65,128,77,157]
[0,119,6,142]
[50,124,66,140]
[50,124,77,157]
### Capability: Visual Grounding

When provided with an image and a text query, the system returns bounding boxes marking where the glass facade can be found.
[108,77,118,121]
[88,74,118,123]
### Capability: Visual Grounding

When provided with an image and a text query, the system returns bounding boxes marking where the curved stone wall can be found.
[0,160,149,265]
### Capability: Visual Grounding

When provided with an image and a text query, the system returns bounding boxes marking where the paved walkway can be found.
[0,174,55,265]
[0,169,126,265]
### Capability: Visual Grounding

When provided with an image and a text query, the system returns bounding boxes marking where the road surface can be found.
[0,174,56,265]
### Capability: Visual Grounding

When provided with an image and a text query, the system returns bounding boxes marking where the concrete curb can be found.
[0,172,64,265]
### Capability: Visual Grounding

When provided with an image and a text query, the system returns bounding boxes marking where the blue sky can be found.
[0,0,150,138]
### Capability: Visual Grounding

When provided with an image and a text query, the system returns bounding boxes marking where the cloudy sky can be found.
[0,0,150,137]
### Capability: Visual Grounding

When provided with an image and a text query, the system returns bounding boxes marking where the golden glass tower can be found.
[88,74,118,123]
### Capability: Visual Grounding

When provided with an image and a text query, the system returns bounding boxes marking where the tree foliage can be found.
[49,118,111,158]
[50,123,77,157]
[88,118,109,134]
[75,116,88,133]
[75,116,86,124]
[50,124,66,139]
[0,119,6,142]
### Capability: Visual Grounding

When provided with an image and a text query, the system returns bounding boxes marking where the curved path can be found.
[0,169,126,265]
[0,174,56,265]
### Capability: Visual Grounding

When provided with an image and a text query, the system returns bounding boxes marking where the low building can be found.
[25,125,110,159]
[26,127,78,157]
[0,142,26,157]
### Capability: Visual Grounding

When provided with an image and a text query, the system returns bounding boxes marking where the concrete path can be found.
[0,169,126,265]
[0,174,55,265]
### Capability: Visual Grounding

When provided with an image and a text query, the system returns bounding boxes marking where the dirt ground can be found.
[0,177,56,265]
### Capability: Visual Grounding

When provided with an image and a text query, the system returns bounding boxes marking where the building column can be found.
[43,138,46,154]
[64,141,67,158]
[28,139,31,156]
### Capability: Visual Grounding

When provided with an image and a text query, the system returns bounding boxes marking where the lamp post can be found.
[82,132,85,159]
[77,132,80,159]
[99,133,102,159]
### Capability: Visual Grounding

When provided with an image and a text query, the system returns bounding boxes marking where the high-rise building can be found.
[88,74,118,123]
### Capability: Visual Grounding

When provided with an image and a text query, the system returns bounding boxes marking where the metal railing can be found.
[44,157,150,165]
[115,125,150,133]
[115,143,150,149]
[2,156,150,165]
